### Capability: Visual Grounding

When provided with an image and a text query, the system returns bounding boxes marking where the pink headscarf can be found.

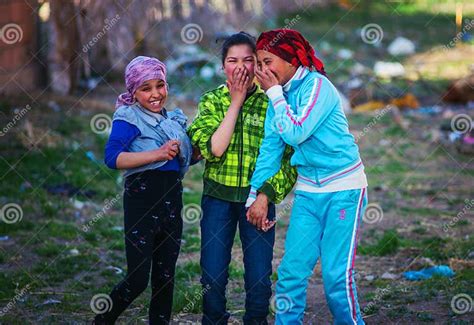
[116,56,167,108]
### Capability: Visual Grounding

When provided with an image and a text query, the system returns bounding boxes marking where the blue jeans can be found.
[200,195,276,325]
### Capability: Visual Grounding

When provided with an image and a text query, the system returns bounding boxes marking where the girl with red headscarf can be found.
[246,29,368,324]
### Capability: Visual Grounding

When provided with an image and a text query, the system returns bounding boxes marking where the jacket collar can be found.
[136,104,167,126]
[283,66,308,92]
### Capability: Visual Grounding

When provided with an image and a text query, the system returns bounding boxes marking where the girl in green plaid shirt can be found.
[187,32,296,324]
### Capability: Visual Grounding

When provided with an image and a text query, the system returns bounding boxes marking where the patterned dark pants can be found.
[95,170,183,324]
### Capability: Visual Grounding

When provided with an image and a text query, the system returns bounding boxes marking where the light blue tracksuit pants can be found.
[275,188,368,325]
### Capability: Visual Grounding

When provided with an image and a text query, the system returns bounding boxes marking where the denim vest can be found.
[113,104,192,178]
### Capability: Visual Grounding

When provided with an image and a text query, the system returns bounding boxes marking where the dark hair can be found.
[221,31,256,64]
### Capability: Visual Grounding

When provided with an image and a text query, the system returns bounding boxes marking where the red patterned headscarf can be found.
[256,29,326,76]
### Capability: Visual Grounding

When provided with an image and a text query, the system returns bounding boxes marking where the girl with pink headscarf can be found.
[94,56,192,324]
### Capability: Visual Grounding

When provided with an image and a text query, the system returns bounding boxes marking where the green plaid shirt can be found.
[187,84,297,203]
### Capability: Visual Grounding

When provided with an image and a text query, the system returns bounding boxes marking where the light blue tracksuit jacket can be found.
[248,66,368,325]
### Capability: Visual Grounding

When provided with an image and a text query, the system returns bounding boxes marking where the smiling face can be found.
[223,44,256,88]
[134,79,167,113]
[257,50,297,86]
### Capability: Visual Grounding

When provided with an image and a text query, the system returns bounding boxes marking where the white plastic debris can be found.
[374,61,406,78]
[364,275,375,281]
[347,78,363,89]
[379,139,391,146]
[387,37,415,56]
[37,298,61,306]
[106,266,124,275]
[350,62,369,75]
[319,41,332,53]
[200,66,215,80]
[47,101,61,112]
[337,48,353,60]
[72,199,85,210]
[381,272,399,280]
[69,248,79,256]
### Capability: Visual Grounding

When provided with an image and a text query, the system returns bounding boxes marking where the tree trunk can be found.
[48,0,80,94]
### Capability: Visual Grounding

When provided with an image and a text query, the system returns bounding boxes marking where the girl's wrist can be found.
[228,101,242,113]
[152,148,165,162]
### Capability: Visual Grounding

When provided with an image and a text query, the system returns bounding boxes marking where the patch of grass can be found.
[233,286,245,294]
[183,190,202,206]
[176,261,201,282]
[385,125,408,137]
[386,306,411,319]
[55,116,85,136]
[100,268,123,280]
[453,219,470,227]
[0,219,35,235]
[229,262,244,279]
[34,241,63,257]
[44,221,79,240]
[416,312,434,322]
[83,231,98,243]
[34,253,100,284]
[181,231,201,253]
[359,229,400,256]
[400,206,445,217]
[417,237,449,261]
[173,261,204,313]
[0,271,33,300]
[172,283,204,313]
[412,226,427,235]
[271,271,278,282]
